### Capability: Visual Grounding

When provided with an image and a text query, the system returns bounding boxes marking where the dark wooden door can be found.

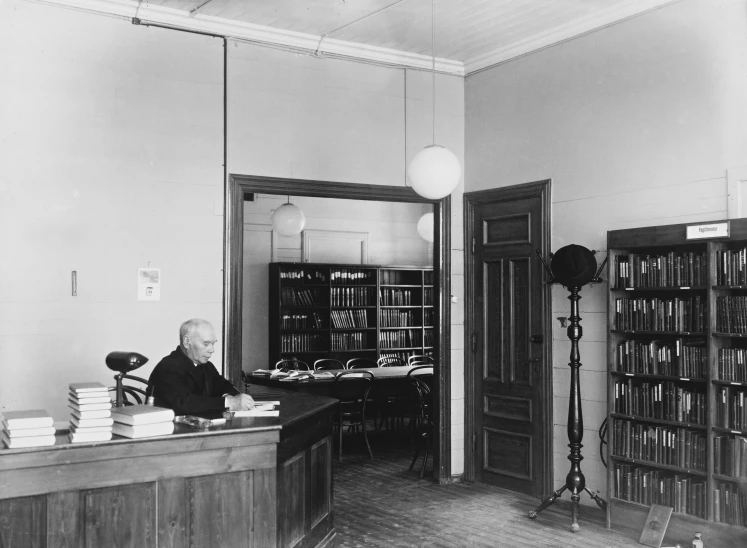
[466,181,551,497]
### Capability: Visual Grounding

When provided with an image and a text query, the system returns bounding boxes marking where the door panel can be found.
[468,182,550,497]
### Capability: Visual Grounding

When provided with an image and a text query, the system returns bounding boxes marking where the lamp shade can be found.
[417,212,434,243]
[408,145,461,200]
[271,202,306,236]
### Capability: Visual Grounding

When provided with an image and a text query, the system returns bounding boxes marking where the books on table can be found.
[227,401,281,418]
[1,409,56,449]
[111,404,175,439]
[68,382,113,443]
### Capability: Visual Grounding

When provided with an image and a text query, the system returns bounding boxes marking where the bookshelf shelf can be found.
[610,455,707,476]
[607,220,747,538]
[269,262,434,364]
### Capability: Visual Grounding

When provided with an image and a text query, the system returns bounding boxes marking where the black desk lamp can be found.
[106,351,149,407]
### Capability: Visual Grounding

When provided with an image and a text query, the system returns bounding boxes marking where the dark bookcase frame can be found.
[269,262,434,366]
[607,219,747,545]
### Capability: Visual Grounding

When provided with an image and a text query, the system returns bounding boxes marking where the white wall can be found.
[465,0,747,502]
[0,0,224,423]
[241,194,432,373]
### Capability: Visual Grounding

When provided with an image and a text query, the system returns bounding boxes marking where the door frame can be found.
[223,173,453,483]
[463,180,553,495]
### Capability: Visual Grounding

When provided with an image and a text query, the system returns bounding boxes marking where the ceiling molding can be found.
[463,0,683,74]
[29,0,683,77]
[30,0,466,76]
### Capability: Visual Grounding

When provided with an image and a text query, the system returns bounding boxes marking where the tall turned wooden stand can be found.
[528,286,607,532]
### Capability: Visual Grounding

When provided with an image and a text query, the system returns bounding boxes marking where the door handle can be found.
[530,335,543,344]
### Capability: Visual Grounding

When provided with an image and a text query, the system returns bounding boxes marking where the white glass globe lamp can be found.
[417,212,434,243]
[407,145,461,200]
[271,202,306,237]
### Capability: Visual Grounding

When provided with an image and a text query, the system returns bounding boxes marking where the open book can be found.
[225,401,280,418]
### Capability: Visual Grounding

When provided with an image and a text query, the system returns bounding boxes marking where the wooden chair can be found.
[275,358,311,371]
[377,356,407,367]
[406,365,434,477]
[346,357,377,369]
[314,358,345,371]
[332,370,374,460]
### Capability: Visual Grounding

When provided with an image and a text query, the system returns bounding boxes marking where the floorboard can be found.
[333,427,642,548]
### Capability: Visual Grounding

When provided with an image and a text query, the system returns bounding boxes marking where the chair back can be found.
[377,356,407,367]
[408,354,434,365]
[407,366,434,421]
[105,351,149,407]
[314,358,345,371]
[333,370,374,403]
[406,365,434,395]
[275,358,311,371]
[346,357,378,369]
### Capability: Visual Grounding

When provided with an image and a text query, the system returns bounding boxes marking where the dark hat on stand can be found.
[550,244,598,287]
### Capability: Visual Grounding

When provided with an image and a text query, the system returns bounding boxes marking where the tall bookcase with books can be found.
[268,262,434,367]
[607,220,747,543]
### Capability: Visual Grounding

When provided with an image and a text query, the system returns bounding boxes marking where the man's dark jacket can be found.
[147,346,239,415]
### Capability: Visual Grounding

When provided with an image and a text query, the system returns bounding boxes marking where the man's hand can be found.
[226,393,255,411]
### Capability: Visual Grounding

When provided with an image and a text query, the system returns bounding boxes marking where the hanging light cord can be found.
[431,0,436,145]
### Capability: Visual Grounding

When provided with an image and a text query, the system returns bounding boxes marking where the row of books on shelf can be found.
[380,288,415,306]
[331,268,375,285]
[423,288,434,306]
[714,435,747,478]
[613,463,707,518]
[332,287,375,307]
[280,313,324,330]
[613,380,706,425]
[331,309,368,329]
[614,338,706,378]
[331,332,369,351]
[716,297,747,334]
[715,387,747,430]
[714,481,747,526]
[718,348,747,382]
[280,333,324,353]
[279,268,327,283]
[380,270,424,285]
[379,329,421,349]
[614,296,706,333]
[380,309,416,327]
[612,420,706,471]
[716,247,747,287]
[613,251,707,289]
[281,287,324,307]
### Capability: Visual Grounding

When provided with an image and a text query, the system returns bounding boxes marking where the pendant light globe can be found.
[408,144,461,200]
[417,212,435,242]
[271,202,306,237]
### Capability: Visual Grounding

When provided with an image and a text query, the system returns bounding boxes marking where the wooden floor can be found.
[333,429,642,548]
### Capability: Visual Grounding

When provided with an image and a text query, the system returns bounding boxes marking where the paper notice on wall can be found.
[138,268,161,301]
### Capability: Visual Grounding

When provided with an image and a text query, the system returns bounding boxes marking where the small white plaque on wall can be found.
[686,222,729,240]
[302,230,369,264]
[138,268,161,301]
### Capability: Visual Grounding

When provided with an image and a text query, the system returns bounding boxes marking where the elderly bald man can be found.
[148,318,254,415]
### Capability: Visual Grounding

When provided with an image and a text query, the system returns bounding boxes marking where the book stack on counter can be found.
[111,405,175,438]
[1,409,56,449]
[69,382,113,442]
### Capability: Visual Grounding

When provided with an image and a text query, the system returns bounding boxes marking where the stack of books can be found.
[111,405,175,438]
[1,409,56,448]
[69,382,113,442]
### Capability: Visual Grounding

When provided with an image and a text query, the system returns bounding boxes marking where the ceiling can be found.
[46,0,681,75]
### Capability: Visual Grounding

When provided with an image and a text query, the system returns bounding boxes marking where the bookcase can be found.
[268,262,434,367]
[607,220,747,542]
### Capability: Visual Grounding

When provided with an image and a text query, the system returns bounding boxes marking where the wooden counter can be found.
[0,387,336,548]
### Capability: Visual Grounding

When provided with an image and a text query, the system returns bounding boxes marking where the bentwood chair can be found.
[406,365,434,477]
[346,357,378,369]
[332,370,374,460]
[314,358,345,371]
[106,351,149,407]
[408,355,434,365]
[275,358,311,371]
[377,356,407,367]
